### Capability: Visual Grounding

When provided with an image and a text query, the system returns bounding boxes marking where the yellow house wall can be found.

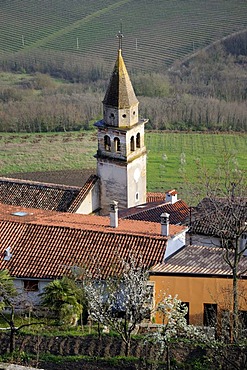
[150,275,247,325]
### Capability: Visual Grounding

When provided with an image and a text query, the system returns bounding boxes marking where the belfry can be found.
[95,35,148,214]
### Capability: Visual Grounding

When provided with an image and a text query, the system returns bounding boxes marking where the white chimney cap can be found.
[110,201,118,211]
[110,201,118,228]
[4,246,12,261]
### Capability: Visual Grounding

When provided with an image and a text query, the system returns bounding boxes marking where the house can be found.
[0,202,187,305]
[187,197,247,255]
[150,244,247,327]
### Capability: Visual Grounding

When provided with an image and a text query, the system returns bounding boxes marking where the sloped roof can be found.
[189,197,247,238]
[0,203,186,280]
[0,175,98,213]
[146,192,167,203]
[0,177,80,212]
[119,199,189,225]
[150,245,247,277]
[68,175,99,213]
[103,49,138,109]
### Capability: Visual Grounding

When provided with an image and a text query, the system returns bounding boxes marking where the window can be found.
[204,304,217,327]
[24,280,39,292]
[114,137,121,152]
[182,302,190,324]
[122,114,126,118]
[130,136,135,151]
[136,133,141,148]
[104,135,111,151]
[135,192,139,201]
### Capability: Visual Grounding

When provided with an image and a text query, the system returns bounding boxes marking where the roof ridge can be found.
[0,176,81,191]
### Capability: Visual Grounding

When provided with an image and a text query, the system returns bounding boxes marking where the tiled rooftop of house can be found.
[0,203,186,280]
[146,192,167,203]
[119,199,189,224]
[150,245,247,277]
[189,197,247,237]
[0,174,98,213]
[68,175,99,213]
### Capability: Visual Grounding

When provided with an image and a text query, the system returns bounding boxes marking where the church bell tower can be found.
[95,34,147,215]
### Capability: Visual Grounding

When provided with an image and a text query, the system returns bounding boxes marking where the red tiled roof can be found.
[147,192,167,203]
[0,203,186,280]
[68,175,99,213]
[119,199,189,225]
[150,245,247,277]
[0,203,185,237]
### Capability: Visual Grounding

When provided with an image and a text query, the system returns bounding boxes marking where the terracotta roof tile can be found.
[0,203,186,280]
[146,192,167,203]
[119,199,189,225]
[150,245,247,277]
[0,203,185,238]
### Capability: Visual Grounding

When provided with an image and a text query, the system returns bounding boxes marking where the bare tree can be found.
[188,155,247,342]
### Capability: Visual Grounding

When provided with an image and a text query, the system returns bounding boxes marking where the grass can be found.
[146,131,247,194]
[1,1,247,72]
[0,131,97,174]
[0,131,246,200]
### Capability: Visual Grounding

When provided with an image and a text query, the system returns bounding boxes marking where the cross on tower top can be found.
[117,25,124,50]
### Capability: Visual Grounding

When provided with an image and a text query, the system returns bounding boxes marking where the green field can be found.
[1,131,246,198]
[1,0,247,72]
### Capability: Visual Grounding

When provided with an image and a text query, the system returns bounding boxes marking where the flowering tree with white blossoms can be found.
[84,256,152,356]
[153,294,210,370]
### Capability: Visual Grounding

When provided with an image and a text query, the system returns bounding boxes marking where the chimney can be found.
[110,201,118,228]
[165,189,178,204]
[4,246,12,261]
[161,213,170,236]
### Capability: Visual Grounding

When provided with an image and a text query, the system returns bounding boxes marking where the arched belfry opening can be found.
[130,136,135,152]
[114,137,121,152]
[136,133,141,148]
[104,135,111,151]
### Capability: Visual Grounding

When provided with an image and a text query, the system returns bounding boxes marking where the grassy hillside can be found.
[1,131,246,198]
[1,0,247,72]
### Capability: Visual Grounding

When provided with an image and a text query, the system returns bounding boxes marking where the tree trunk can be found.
[232,264,239,343]
[232,236,241,343]
[9,326,16,355]
[125,340,130,357]
[166,344,171,370]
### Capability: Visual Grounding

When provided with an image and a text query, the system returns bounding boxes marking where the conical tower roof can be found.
[103,49,138,109]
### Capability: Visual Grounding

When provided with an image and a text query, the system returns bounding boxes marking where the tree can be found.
[84,255,152,356]
[40,276,83,326]
[188,154,247,342]
[151,294,209,370]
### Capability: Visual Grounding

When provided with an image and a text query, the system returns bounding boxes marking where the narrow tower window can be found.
[114,137,121,152]
[104,135,111,151]
[136,133,141,148]
[130,136,135,151]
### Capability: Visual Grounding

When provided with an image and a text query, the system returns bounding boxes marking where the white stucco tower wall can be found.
[95,48,147,214]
